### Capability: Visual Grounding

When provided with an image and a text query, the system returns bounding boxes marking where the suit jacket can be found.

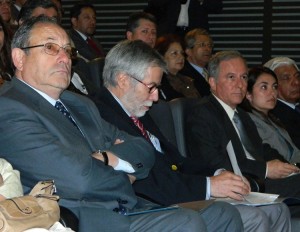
[271,100,300,149]
[145,0,223,35]
[91,87,207,205]
[68,29,105,61]
[0,78,156,231]
[179,60,211,97]
[186,95,300,197]
[248,111,300,163]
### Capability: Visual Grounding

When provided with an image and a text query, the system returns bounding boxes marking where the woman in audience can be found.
[242,66,300,163]
[0,16,13,86]
[155,34,200,101]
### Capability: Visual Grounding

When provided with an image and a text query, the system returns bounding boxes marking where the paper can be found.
[214,192,279,206]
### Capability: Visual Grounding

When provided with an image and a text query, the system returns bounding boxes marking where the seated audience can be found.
[0,16,222,232]
[155,34,200,100]
[264,57,300,149]
[126,11,157,48]
[179,28,212,96]
[91,39,291,232]
[241,66,300,163]
[0,16,13,86]
[69,1,105,61]
[186,51,300,206]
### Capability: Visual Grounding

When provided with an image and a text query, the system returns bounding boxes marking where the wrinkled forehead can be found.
[29,22,69,44]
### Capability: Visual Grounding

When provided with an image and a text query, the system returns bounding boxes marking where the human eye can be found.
[44,43,58,54]
[227,75,235,80]
[241,75,248,81]
[141,29,148,34]
[260,84,267,90]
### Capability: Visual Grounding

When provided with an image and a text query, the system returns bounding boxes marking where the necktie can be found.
[202,68,209,81]
[86,37,104,57]
[55,101,79,130]
[130,116,150,141]
[295,104,300,115]
[232,111,255,155]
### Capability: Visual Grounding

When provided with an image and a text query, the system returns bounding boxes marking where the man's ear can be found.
[208,77,216,92]
[11,48,25,71]
[246,92,252,102]
[116,73,130,90]
[71,17,78,27]
[126,31,133,41]
[185,48,191,57]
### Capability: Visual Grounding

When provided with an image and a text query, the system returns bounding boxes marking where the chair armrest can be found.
[59,206,79,231]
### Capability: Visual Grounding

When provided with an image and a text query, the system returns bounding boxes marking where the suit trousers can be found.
[236,204,291,232]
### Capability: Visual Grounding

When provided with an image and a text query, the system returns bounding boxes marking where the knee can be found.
[175,208,207,232]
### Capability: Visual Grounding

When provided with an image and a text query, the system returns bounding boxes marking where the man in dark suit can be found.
[264,57,300,149]
[91,39,292,231]
[0,16,217,232]
[186,51,300,200]
[179,28,212,97]
[69,2,105,61]
[145,0,223,37]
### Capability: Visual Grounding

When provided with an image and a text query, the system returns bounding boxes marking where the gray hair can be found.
[208,50,247,80]
[184,28,212,49]
[12,16,59,54]
[103,40,166,87]
[264,57,299,72]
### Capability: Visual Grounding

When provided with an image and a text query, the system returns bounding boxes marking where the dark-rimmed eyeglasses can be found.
[128,75,160,94]
[20,42,78,59]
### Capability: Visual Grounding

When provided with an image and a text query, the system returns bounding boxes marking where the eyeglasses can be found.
[21,42,78,59]
[128,75,160,94]
[193,42,214,49]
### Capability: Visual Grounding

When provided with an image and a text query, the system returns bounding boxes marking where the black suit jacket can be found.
[91,87,207,205]
[180,60,211,97]
[186,95,300,197]
[68,29,104,61]
[271,100,300,149]
[145,0,223,35]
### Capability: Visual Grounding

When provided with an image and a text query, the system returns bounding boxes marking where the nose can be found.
[57,48,71,62]
[148,89,159,102]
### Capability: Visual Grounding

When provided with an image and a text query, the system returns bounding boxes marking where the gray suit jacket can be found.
[0,78,155,231]
[248,111,300,163]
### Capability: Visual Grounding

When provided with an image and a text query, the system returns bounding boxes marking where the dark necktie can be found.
[295,104,300,115]
[232,111,255,155]
[130,116,150,141]
[55,101,79,130]
[86,37,104,57]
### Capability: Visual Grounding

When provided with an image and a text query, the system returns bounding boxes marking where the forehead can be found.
[32,7,58,18]
[219,58,247,74]
[30,22,69,43]
[274,64,297,75]
[167,42,182,50]
[136,19,156,29]
[256,73,277,83]
[79,7,95,17]
[195,34,211,42]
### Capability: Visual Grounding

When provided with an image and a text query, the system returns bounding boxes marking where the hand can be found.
[267,159,300,179]
[210,171,250,200]
[91,151,119,167]
[127,174,136,184]
[114,139,124,145]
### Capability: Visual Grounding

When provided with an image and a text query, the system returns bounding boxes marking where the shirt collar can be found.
[277,98,297,110]
[108,89,131,117]
[213,94,236,120]
[75,29,88,41]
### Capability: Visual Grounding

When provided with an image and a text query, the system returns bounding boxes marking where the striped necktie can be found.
[130,116,150,141]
